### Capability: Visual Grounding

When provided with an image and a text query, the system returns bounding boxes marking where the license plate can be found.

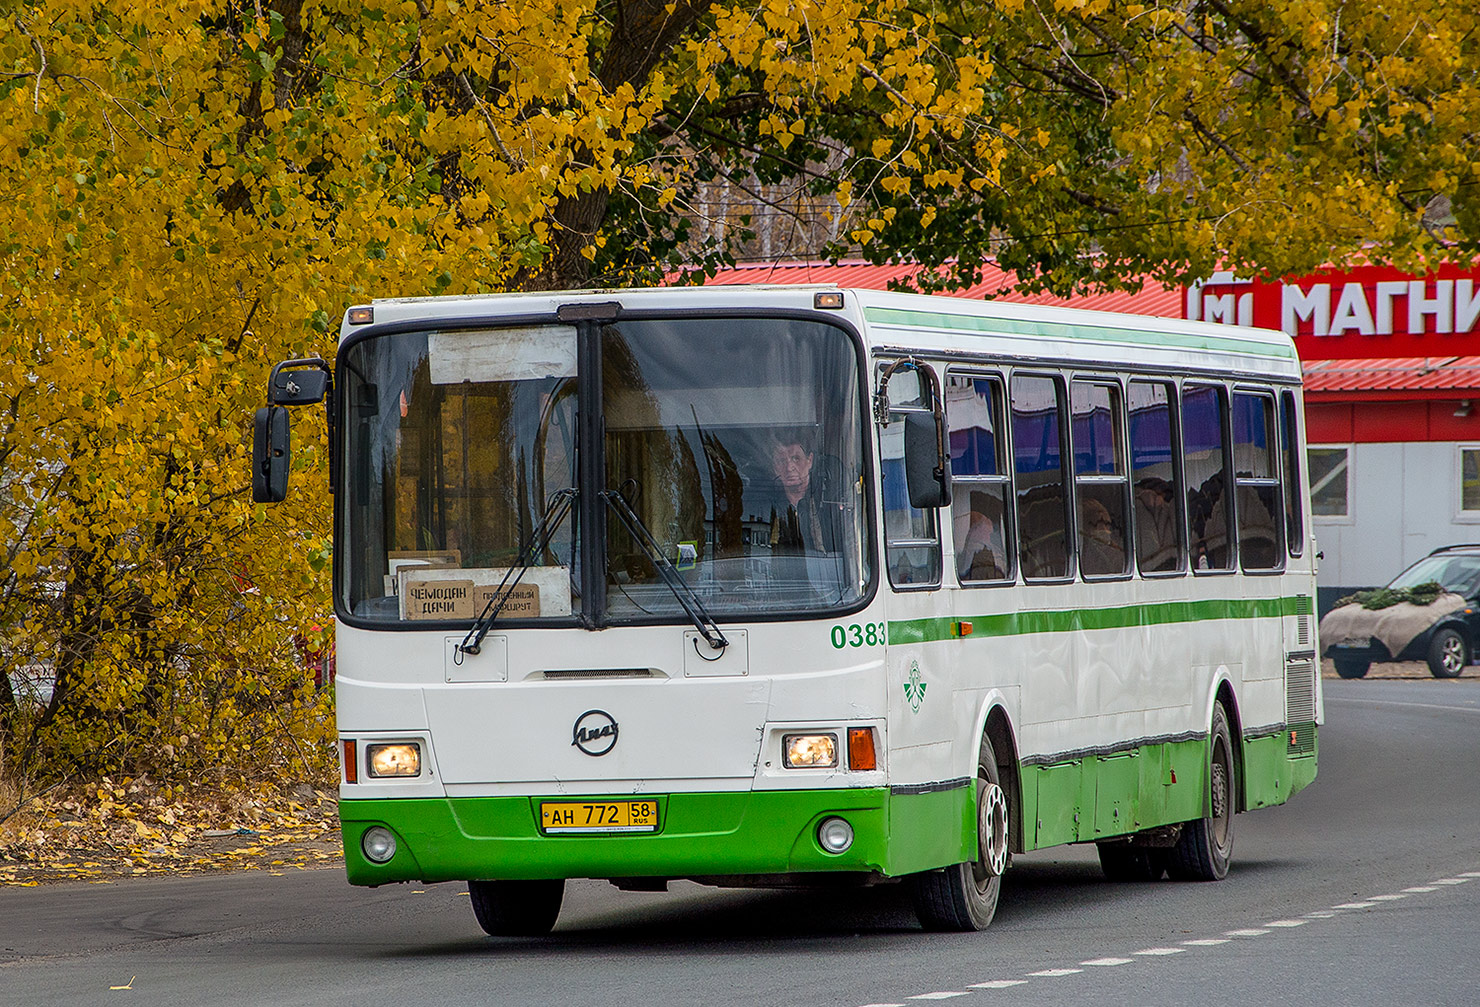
[540,800,659,834]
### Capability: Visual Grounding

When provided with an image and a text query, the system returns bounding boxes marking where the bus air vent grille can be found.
[1296,614,1311,647]
[540,668,655,680]
[1294,594,1313,616]
[1285,660,1316,754]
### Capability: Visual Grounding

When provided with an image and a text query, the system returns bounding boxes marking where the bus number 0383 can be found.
[831,622,887,649]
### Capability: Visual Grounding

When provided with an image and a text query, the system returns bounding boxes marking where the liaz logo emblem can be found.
[903,662,927,713]
[572,709,619,756]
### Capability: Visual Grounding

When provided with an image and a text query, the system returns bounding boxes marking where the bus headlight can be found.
[362,826,398,863]
[367,742,421,778]
[783,734,838,769]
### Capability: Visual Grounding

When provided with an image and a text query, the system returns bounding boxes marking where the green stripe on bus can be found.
[863,306,1296,360]
[889,595,1308,645]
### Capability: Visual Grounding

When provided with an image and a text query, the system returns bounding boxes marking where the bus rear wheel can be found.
[468,878,565,936]
[1166,703,1235,882]
[909,734,1010,932]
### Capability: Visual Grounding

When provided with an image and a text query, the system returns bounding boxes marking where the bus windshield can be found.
[339,315,872,624]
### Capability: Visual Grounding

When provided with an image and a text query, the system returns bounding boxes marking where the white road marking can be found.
[878,863,1480,1007]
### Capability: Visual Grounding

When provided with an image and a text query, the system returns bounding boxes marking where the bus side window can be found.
[1071,379,1131,578]
[1010,373,1071,580]
[1128,380,1185,575]
[880,364,942,588]
[1280,389,1305,556]
[947,371,1014,584]
[1182,383,1234,572]
[1232,390,1284,571]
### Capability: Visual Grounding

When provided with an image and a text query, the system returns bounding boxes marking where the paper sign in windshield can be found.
[404,580,475,620]
[474,583,541,617]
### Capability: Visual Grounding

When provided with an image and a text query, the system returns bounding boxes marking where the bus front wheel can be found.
[1166,703,1235,882]
[468,878,564,936]
[909,734,1010,932]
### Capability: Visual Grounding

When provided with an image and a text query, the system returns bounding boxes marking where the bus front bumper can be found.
[339,787,974,886]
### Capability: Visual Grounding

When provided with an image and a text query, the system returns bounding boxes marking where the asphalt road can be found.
[3,678,1478,1007]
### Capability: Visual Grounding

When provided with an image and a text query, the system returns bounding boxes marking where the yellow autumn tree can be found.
[1,0,1477,791]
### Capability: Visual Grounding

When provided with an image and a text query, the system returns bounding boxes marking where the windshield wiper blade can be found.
[599,488,729,653]
[459,487,577,657]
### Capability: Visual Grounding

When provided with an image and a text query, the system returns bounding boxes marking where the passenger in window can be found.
[765,429,840,555]
[1079,495,1126,576]
[1188,473,1229,569]
[956,491,1008,582]
[1134,477,1179,572]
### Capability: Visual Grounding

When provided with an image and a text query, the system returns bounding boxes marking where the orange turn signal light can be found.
[342,739,358,784]
[848,728,877,771]
[952,620,973,637]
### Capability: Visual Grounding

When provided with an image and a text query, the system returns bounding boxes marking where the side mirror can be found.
[904,412,951,509]
[269,360,330,405]
[252,406,291,503]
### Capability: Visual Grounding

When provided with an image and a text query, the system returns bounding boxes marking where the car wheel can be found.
[1333,658,1370,679]
[909,733,1010,931]
[1426,627,1467,679]
[1166,703,1235,882]
[468,879,564,936]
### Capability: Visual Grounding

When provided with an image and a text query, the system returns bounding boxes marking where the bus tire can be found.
[468,878,564,936]
[1097,842,1166,882]
[1426,628,1467,678]
[1166,703,1235,882]
[908,734,1010,932]
[1333,658,1369,679]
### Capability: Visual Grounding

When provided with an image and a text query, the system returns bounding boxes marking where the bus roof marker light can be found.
[347,306,373,324]
[814,291,844,309]
[818,817,854,854]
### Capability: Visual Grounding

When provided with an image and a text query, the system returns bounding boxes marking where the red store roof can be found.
[689,260,1185,318]
[1302,356,1480,399]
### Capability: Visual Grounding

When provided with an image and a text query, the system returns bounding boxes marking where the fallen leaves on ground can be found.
[0,777,342,885]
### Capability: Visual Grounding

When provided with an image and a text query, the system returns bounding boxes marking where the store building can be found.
[698,260,1480,612]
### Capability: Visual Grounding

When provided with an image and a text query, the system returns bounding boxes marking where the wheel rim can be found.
[973,781,1010,885]
[1209,732,1232,855]
[1442,635,1465,674]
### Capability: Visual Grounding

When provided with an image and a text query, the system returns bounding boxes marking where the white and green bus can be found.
[254,285,1320,934]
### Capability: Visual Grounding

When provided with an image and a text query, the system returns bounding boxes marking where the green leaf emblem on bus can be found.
[904,662,927,713]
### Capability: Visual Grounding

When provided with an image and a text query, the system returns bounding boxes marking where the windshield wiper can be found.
[459,487,577,657]
[599,488,729,653]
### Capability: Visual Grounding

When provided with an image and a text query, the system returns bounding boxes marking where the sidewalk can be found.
[1320,659,1480,680]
